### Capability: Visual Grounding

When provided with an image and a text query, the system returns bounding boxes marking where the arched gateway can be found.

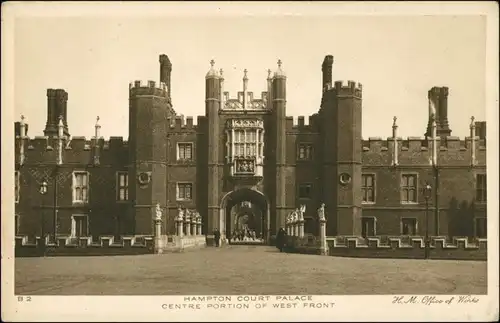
[219,188,270,245]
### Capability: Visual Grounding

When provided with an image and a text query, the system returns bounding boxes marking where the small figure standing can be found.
[213,228,221,247]
[276,227,287,252]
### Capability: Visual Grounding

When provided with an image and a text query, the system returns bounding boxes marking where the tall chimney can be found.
[44,89,69,137]
[322,55,334,93]
[437,87,451,137]
[159,54,172,98]
[475,121,486,140]
[425,86,452,138]
[55,89,70,137]
[44,89,58,136]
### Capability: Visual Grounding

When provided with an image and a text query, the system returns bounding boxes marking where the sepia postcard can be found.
[1,1,499,322]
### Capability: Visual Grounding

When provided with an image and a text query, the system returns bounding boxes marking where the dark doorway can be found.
[220,188,269,245]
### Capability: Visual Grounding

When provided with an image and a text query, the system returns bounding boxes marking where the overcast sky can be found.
[14,14,486,139]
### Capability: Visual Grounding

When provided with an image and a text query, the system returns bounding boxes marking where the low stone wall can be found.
[285,235,322,255]
[285,235,487,261]
[155,235,206,253]
[327,236,487,261]
[15,235,155,257]
[15,234,208,257]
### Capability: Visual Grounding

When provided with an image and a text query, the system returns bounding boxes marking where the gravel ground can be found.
[15,245,487,295]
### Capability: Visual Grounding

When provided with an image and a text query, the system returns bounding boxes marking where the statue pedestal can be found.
[298,221,304,238]
[176,220,184,237]
[319,219,328,255]
[191,222,197,235]
[197,221,202,235]
[154,219,163,254]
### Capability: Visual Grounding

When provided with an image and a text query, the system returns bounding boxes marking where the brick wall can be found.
[13,56,487,243]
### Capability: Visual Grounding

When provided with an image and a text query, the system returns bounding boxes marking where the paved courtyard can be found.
[15,245,487,295]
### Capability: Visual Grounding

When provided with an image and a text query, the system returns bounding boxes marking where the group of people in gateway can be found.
[211,226,288,251]
[211,203,326,250]
[230,228,261,242]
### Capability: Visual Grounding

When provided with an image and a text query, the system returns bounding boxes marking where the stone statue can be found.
[317,203,326,221]
[298,205,305,222]
[155,203,162,221]
[177,207,184,221]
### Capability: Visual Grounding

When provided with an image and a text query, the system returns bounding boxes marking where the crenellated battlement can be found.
[285,115,320,131]
[15,235,155,257]
[361,136,486,151]
[167,116,199,131]
[20,136,128,150]
[327,236,486,249]
[361,135,487,166]
[14,233,207,257]
[15,235,154,248]
[129,80,169,98]
[330,80,362,98]
[287,235,487,260]
[16,134,129,165]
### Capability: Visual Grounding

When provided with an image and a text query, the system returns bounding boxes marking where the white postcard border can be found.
[1,2,498,322]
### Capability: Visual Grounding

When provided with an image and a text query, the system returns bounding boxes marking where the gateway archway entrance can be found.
[220,188,270,245]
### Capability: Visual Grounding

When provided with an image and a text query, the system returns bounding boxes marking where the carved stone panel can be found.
[234,158,255,175]
[226,119,264,129]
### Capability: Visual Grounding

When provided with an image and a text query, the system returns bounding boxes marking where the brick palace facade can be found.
[14,54,487,245]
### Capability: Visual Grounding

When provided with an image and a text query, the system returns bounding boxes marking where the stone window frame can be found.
[298,183,313,200]
[176,182,193,201]
[15,171,20,204]
[71,214,89,238]
[177,142,194,161]
[400,172,419,205]
[297,143,314,161]
[233,129,246,157]
[116,171,129,202]
[400,217,418,235]
[475,173,487,203]
[361,173,376,204]
[72,170,90,205]
[233,129,259,157]
[361,216,377,237]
